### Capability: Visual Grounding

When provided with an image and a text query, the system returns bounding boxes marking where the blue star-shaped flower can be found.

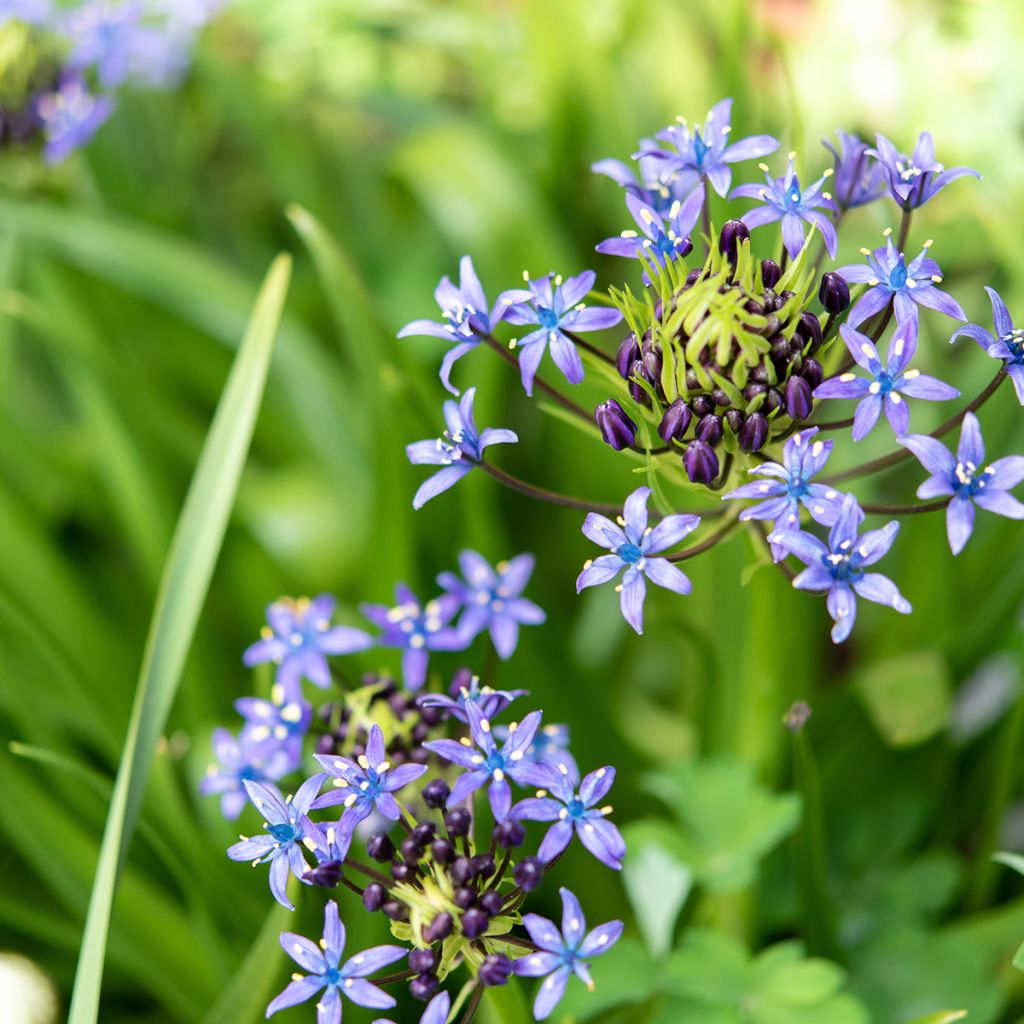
[418,673,528,724]
[437,550,546,659]
[814,321,959,440]
[37,76,115,165]
[769,494,911,644]
[266,900,408,1023]
[311,724,427,833]
[636,97,779,198]
[591,138,696,217]
[199,728,290,821]
[512,888,624,1021]
[899,412,1024,555]
[723,426,845,560]
[227,774,325,909]
[235,694,311,771]
[499,271,623,396]
[822,130,886,210]
[360,584,466,691]
[869,131,980,210]
[512,763,625,870]
[836,234,966,330]
[397,255,509,394]
[595,193,700,267]
[952,287,1024,405]
[405,387,518,509]
[731,155,839,258]
[243,594,373,700]
[423,702,549,821]
[575,486,700,634]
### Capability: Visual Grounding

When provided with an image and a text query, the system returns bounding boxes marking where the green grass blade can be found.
[67,254,292,1024]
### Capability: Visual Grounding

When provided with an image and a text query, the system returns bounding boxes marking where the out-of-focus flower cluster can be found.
[0,0,223,162]
[398,102,1024,646]
[202,553,623,1021]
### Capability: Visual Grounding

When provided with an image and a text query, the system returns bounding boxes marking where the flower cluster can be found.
[204,562,621,1022]
[397,98,1024,646]
[0,0,222,162]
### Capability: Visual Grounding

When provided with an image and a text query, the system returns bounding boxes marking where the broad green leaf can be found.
[1014,941,1024,974]
[853,651,953,747]
[621,821,692,958]
[903,1013,968,1023]
[993,851,1024,878]
[642,759,801,891]
[68,254,291,1024]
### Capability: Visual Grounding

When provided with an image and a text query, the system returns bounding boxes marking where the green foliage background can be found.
[4,0,1024,1021]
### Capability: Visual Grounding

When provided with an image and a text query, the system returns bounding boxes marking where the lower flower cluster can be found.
[202,559,623,1022]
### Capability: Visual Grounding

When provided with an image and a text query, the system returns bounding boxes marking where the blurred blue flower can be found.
[424,702,549,821]
[731,155,839,259]
[244,595,373,700]
[266,900,407,1023]
[814,321,959,440]
[723,426,844,561]
[870,131,980,210]
[227,775,325,910]
[512,887,624,1021]
[952,287,1024,405]
[361,584,465,691]
[236,694,311,770]
[836,234,965,330]
[576,486,700,634]
[312,724,427,833]
[36,75,114,163]
[495,721,578,780]
[591,139,695,216]
[405,388,518,509]
[438,550,546,659]
[199,728,291,821]
[512,763,625,870]
[499,272,623,396]
[900,412,1024,555]
[636,97,779,198]
[769,494,911,644]
[822,130,886,209]
[397,255,510,395]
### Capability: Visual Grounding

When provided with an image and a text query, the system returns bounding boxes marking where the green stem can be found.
[563,329,616,367]
[478,461,627,516]
[461,984,485,1024]
[896,208,913,253]
[665,515,741,562]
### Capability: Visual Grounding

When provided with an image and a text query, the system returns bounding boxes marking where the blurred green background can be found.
[4,0,1024,1021]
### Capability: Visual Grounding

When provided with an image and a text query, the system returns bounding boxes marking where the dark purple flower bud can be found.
[450,857,474,885]
[762,288,783,313]
[416,694,444,727]
[479,890,505,916]
[751,363,771,384]
[641,347,663,384]
[303,860,342,888]
[391,862,417,883]
[363,883,386,912]
[769,335,790,370]
[684,267,702,287]
[711,388,731,407]
[493,818,526,849]
[595,399,637,451]
[480,954,513,987]
[738,412,769,452]
[411,722,430,744]
[616,336,641,379]
[818,271,851,314]
[401,836,424,861]
[685,369,700,390]
[410,973,440,1001]
[696,414,723,446]
[761,258,783,289]
[763,388,785,415]
[409,948,438,974]
[422,778,450,809]
[684,440,719,484]
[453,886,477,909]
[383,900,409,922]
[801,357,824,390]
[315,734,335,756]
[724,409,745,434]
[658,398,692,444]
[445,809,471,838]
[628,359,651,405]
[691,395,715,419]
[408,746,429,765]
[462,908,490,939]
[430,838,455,865]
[719,219,750,261]
[368,833,395,863]
[412,822,436,845]
[471,853,496,879]
[513,857,543,892]
[743,383,767,403]
[794,311,823,351]
[423,912,453,943]
[784,376,813,420]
